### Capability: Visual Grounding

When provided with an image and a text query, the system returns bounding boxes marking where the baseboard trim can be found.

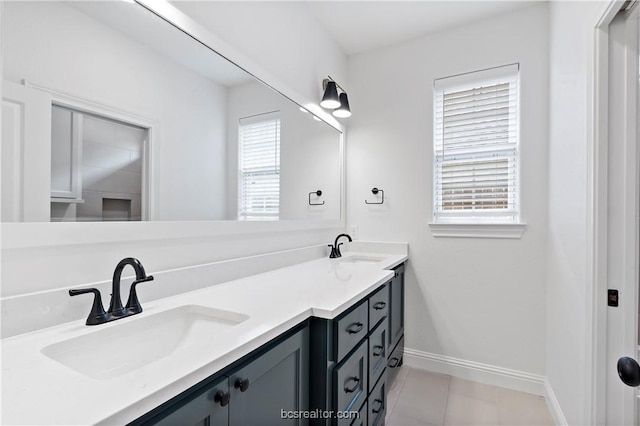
[403,348,568,425]
[544,378,568,425]
[403,348,546,395]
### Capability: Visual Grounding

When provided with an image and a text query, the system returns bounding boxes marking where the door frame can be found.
[591,1,640,424]
[1,81,52,222]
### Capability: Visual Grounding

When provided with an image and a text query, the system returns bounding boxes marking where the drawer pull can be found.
[234,377,250,392]
[389,357,400,368]
[372,398,384,414]
[373,345,384,357]
[373,301,386,310]
[344,376,360,393]
[213,390,229,407]
[346,322,364,334]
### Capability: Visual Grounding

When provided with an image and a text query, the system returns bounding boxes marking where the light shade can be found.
[332,92,351,118]
[320,81,341,109]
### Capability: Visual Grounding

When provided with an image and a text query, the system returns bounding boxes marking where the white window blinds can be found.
[433,64,519,223]
[238,113,280,220]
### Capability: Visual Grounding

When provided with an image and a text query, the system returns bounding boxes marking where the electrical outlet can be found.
[351,225,359,240]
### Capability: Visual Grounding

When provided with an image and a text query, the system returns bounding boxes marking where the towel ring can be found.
[309,190,325,206]
[365,188,384,205]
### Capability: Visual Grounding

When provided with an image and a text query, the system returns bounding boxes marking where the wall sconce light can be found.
[321,76,351,118]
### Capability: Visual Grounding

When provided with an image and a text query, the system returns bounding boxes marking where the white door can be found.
[1,81,52,222]
[607,3,640,426]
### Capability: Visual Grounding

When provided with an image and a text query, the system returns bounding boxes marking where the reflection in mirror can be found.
[1,1,342,223]
[50,105,147,222]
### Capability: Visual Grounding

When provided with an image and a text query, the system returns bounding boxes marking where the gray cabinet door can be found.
[368,284,389,332]
[229,327,309,426]
[334,301,369,362]
[154,377,229,426]
[387,336,404,387]
[334,339,368,424]
[388,264,405,351]
[368,371,386,426]
[368,320,387,394]
[350,402,367,426]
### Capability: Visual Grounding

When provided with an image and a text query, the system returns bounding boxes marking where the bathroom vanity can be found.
[132,261,405,426]
[1,249,407,425]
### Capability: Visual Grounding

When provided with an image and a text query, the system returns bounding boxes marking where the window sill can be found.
[428,222,527,239]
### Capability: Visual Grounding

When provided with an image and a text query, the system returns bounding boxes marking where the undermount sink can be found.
[339,255,386,264]
[41,305,249,380]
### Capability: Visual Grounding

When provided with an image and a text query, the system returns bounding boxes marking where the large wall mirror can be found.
[1,1,342,223]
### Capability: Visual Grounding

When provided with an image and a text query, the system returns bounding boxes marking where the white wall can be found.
[2,1,228,222]
[546,1,611,424]
[346,4,549,382]
[172,1,348,106]
[279,118,341,221]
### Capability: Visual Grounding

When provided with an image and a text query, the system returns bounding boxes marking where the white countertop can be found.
[1,251,407,425]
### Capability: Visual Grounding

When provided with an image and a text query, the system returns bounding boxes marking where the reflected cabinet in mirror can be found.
[1,1,342,222]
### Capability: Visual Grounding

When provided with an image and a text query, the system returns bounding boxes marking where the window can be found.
[238,113,281,220]
[433,64,520,225]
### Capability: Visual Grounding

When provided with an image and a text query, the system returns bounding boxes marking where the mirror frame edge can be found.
[1,0,346,249]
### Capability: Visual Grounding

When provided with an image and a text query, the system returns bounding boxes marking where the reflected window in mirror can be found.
[238,112,281,220]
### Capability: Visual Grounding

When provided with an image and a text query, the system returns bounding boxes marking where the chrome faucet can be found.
[328,233,352,258]
[69,257,154,325]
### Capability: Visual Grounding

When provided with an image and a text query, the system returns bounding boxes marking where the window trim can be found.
[428,222,526,239]
[431,64,525,237]
[237,112,281,221]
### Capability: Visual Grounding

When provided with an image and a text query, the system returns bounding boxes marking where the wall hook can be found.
[365,187,384,205]
[308,190,325,206]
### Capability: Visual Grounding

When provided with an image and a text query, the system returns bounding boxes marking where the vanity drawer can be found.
[368,320,388,394]
[387,336,404,387]
[333,339,368,417]
[368,284,389,331]
[348,401,367,426]
[338,400,367,426]
[334,301,369,361]
[368,371,387,426]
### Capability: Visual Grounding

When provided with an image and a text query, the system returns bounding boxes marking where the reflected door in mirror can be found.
[50,106,147,222]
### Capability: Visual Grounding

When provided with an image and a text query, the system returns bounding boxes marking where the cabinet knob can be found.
[373,345,384,357]
[234,377,250,392]
[213,390,230,406]
[389,357,400,368]
[371,398,384,414]
[373,301,386,310]
[346,322,364,334]
[344,376,360,393]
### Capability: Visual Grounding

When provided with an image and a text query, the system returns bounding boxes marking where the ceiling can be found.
[304,1,541,56]
[68,1,252,87]
[69,1,541,84]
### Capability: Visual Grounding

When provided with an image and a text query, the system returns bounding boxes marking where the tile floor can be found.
[385,366,555,426]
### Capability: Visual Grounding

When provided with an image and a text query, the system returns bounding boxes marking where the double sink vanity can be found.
[2,244,407,425]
